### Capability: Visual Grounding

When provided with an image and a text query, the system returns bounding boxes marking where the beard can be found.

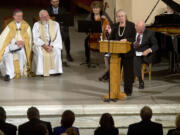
[41,20,49,25]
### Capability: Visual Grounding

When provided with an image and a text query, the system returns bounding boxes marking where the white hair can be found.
[116,9,127,17]
[39,9,49,17]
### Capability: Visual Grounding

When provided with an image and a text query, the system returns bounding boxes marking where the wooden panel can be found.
[148,27,180,36]
[99,41,131,54]
[2,16,13,29]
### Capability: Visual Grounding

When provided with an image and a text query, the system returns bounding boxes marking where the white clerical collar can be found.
[16,22,21,29]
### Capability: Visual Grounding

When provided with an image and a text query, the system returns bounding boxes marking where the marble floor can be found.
[0,26,180,106]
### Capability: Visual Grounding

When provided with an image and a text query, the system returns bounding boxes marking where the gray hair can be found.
[116,9,127,17]
[39,9,49,17]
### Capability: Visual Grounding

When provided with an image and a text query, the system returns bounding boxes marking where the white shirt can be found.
[135,33,143,45]
[53,7,59,15]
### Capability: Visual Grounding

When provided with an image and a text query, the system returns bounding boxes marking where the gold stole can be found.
[39,19,56,76]
[0,21,31,79]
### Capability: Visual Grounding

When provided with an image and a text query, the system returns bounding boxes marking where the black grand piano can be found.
[147,0,180,73]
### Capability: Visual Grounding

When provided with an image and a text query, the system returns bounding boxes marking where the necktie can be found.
[134,34,141,49]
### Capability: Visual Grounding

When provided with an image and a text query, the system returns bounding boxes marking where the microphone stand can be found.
[104,31,117,102]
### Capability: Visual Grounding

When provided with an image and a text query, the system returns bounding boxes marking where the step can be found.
[4,104,179,135]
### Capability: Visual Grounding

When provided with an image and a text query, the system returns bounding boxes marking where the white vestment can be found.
[0,23,31,79]
[32,21,63,75]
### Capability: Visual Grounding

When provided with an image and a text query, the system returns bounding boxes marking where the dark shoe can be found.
[99,77,104,81]
[63,61,69,67]
[139,82,144,89]
[126,93,132,96]
[66,54,74,62]
[99,72,109,81]
[51,73,62,76]
[4,75,10,81]
[103,74,109,81]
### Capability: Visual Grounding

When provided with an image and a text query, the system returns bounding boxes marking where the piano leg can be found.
[172,36,178,73]
[170,35,179,73]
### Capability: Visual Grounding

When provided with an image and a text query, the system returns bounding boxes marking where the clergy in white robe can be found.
[32,10,63,76]
[0,9,32,81]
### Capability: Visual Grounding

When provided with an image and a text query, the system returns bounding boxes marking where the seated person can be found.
[32,10,63,77]
[53,110,80,135]
[0,9,32,81]
[84,1,112,65]
[0,107,17,135]
[133,21,158,89]
[127,106,163,135]
[94,113,119,135]
[18,107,52,135]
[167,114,180,135]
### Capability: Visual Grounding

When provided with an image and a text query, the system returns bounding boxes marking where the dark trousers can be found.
[121,55,134,95]
[134,56,151,82]
[84,35,90,62]
[61,27,71,55]
[63,36,70,55]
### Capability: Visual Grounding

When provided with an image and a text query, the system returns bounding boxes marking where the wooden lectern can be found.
[99,40,131,100]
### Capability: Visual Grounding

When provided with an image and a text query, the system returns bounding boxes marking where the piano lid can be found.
[161,0,180,13]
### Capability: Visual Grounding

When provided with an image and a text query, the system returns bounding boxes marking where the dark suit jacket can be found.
[135,29,159,63]
[18,119,52,135]
[167,128,180,135]
[127,120,163,135]
[135,29,158,53]
[47,5,67,22]
[0,120,17,135]
[94,127,119,135]
[47,5,70,38]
